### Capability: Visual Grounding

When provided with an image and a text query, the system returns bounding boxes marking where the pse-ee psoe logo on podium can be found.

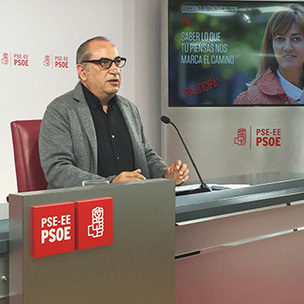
[31,198,113,258]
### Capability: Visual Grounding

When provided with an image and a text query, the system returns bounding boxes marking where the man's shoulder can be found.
[115,94,138,110]
[52,89,74,103]
[116,94,132,104]
[48,83,84,109]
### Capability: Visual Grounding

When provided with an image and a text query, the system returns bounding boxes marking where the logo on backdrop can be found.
[1,52,29,67]
[234,128,246,146]
[234,127,282,149]
[0,51,69,69]
[1,53,9,65]
[43,55,69,69]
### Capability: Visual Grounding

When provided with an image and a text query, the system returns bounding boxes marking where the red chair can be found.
[11,120,47,192]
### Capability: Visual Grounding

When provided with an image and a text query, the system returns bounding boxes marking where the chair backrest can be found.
[11,120,48,192]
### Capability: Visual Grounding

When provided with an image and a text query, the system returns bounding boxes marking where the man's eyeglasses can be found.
[81,56,127,69]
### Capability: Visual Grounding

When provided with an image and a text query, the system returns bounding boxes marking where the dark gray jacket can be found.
[39,82,168,189]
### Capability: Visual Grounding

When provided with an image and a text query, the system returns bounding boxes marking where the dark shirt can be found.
[82,84,135,177]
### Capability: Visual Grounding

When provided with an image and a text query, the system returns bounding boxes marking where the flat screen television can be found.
[168,1,304,106]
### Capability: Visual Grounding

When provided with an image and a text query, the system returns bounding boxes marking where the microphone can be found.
[161,115,211,194]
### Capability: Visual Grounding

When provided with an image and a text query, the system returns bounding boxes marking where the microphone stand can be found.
[161,116,211,195]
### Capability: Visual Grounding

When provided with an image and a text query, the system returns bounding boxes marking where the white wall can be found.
[0,0,162,217]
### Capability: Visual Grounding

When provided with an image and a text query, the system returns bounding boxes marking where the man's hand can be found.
[164,160,189,185]
[111,169,146,183]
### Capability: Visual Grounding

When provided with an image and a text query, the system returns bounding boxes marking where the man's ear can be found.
[77,64,87,82]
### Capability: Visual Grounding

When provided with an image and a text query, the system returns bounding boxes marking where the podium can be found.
[9,179,175,304]
[6,172,304,303]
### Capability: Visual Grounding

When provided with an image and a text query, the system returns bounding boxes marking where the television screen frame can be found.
[167,0,304,107]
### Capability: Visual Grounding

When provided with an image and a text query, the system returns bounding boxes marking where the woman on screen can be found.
[234,4,304,105]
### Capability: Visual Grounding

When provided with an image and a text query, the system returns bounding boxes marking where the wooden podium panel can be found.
[9,179,175,304]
